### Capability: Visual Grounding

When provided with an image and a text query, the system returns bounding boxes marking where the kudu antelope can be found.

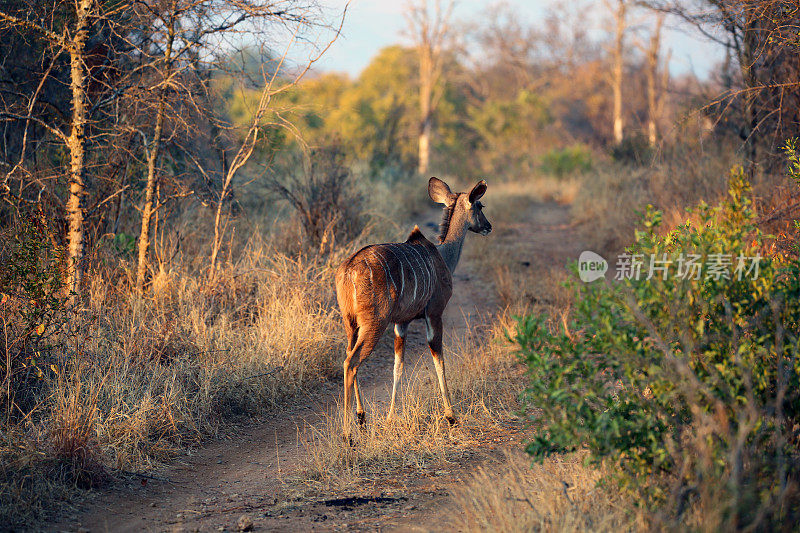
[335,177,492,437]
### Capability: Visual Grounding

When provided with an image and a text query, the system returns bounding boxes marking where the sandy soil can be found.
[53,195,582,533]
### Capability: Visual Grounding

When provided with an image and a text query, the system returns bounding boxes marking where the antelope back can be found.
[336,226,451,324]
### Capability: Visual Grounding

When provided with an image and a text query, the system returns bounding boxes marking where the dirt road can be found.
[55,196,582,533]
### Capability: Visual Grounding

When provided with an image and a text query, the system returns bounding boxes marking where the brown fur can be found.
[335,226,453,436]
[437,204,454,244]
[335,177,491,438]
[336,227,451,325]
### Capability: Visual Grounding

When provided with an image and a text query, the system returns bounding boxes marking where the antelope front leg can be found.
[425,314,456,425]
[388,323,408,421]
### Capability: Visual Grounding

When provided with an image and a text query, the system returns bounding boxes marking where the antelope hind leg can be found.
[354,376,366,429]
[341,322,384,440]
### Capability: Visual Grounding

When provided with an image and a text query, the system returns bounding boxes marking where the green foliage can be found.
[469,90,550,138]
[540,144,593,178]
[0,219,71,415]
[285,47,419,172]
[467,90,552,175]
[784,137,800,185]
[284,48,561,177]
[0,220,69,337]
[110,232,136,257]
[221,76,287,151]
[516,167,800,526]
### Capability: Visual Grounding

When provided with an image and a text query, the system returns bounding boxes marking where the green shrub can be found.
[540,144,593,178]
[515,166,800,528]
[0,219,71,416]
[785,137,800,186]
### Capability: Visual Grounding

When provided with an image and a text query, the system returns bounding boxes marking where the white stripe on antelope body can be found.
[335,177,492,439]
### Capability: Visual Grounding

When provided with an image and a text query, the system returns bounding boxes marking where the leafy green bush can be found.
[785,137,800,186]
[540,144,593,178]
[0,219,71,417]
[515,167,800,528]
[110,232,136,258]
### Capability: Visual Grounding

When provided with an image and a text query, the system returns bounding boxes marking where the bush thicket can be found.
[540,144,593,178]
[516,166,800,528]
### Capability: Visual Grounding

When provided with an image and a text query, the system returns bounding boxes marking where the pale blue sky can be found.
[303,0,724,79]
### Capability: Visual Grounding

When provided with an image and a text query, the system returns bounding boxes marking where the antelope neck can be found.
[436,207,469,274]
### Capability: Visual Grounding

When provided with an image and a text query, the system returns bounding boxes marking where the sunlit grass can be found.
[298,315,523,491]
[452,451,638,532]
[0,239,348,525]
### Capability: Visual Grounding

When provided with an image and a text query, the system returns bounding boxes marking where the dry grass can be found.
[452,451,637,532]
[0,237,350,525]
[80,241,345,463]
[0,169,430,526]
[298,313,524,491]
[527,176,581,205]
[570,143,761,254]
[464,178,575,316]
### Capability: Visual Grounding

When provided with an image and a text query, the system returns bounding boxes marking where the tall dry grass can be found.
[0,236,352,525]
[0,163,432,526]
[298,312,524,491]
[567,142,799,254]
[452,451,637,532]
[89,242,343,456]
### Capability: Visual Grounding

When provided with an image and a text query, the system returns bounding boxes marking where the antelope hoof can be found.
[446,415,458,427]
[357,412,366,428]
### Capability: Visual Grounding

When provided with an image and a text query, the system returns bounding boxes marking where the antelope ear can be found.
[428,177,456,206]
[468,180,487,203]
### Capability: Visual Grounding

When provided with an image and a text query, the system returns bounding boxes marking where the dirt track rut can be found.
[55,197,582,532]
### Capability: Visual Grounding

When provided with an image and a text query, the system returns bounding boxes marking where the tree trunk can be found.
[646,15,664,146]
[136,98,166,292]
[112,162,128,235]
[136,20,174,292]
[211,83,272,274]
[612,0,626,145]
[210,198,224,273]
[418,113,431,176]
[741,13,758,166]
[409,1,452,177]
[153,179,161,263]
[209,150,228,274]
[65,0,92,301]
[418,47,433,176]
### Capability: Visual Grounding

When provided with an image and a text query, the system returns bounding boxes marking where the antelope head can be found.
[466,180,492,236]
[428,177,492,239]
